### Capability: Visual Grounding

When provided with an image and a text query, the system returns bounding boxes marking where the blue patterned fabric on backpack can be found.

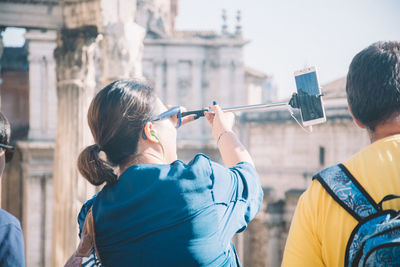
[314,164,400,267]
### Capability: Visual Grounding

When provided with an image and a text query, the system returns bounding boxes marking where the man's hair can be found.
[0,112,11,145]
[346,41,400,130]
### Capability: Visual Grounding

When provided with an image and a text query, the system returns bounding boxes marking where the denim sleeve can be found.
[0,223,25,267]
[210,161,263,234]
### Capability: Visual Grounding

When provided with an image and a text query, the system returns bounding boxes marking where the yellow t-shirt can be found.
[282,134,400,267]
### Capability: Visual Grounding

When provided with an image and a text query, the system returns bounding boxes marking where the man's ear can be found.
[143,122,160,143]
[348,105,366,129]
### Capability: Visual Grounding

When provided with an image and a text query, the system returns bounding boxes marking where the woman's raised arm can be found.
[205,103,254,168]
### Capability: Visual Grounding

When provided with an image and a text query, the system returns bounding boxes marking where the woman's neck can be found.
[139,151,166,164]
[119,150,165,175]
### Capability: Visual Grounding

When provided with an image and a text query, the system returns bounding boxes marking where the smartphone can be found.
[294,66,326,126]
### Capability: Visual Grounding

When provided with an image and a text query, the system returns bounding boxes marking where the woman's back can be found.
[80,154,262,266]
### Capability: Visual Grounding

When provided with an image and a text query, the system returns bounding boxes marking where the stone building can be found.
[140,9,271,160]
[0,0,369,266]
[0,0,271,266]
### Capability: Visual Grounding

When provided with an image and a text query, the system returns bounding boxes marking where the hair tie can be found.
[94,144,102,152]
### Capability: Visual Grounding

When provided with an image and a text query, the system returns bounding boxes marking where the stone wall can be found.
[246,116,369,198]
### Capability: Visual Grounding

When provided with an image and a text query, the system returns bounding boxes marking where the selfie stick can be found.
[181,93,312,118]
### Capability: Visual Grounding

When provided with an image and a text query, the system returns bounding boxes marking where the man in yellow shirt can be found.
[282,41,400,266]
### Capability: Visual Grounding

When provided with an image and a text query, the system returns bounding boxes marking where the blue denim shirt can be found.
[78,154,263,267]
[0,209,25,267]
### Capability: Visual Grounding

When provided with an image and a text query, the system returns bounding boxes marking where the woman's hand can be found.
[179,106,198,126]
[204,103,235,141]
[204,102,253,167]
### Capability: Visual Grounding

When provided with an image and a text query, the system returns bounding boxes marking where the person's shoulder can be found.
[303,165,343,208]
[189,154,254,169]
[301,178,327,202]
[188,153,211,164]
[182,153,212,170]
[169,154,215,183]
[185,154,255,174]
[345,134,400,165]
[343,134,400,182]
[229,161,256,174]
[0,209,22,230]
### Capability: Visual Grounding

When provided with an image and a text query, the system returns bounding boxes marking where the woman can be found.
[76,79,263,266]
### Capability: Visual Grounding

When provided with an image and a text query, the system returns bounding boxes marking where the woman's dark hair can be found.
[0,112,11,145]
[78,79,157,186]
[346,41,400,130]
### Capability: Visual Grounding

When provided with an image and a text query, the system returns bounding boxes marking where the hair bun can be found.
[77,144,117,186]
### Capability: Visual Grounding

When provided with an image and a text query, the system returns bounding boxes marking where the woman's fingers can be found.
[209,104,222,115]
[205,112,214,125]
[179,106,199,126]
[181,114,196,126]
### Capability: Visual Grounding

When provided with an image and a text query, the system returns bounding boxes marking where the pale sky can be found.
[3,0,399,99]
[176,0,400,99]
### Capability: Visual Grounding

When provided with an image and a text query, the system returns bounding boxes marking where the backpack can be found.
[314,164,400,266]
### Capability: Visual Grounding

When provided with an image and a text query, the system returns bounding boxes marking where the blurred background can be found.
[0,0,398,266]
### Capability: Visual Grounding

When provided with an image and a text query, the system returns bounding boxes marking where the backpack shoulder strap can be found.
[313,164,380,221]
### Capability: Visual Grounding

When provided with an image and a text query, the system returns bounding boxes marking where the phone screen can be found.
[294,69,325,125]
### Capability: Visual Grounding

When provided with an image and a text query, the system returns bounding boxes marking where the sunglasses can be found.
[0,143,15,163]
[142,106,182,140]
[151,106,182,128]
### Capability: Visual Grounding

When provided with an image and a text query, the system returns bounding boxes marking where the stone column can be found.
[101,17,145,83]
[283,189,304,245]
[233,58,245,106]
[154,59,165,100]
[52,1,145,265]
[25,29,57,140]
[12,29,58,267]
[200,60,208,138]
[0,28,4,108]
[52,26,99,267]
[265,200,285,267]
[242,187,274,267]
[18,141,54,267]
[192,58,211,142]
[219,58,231,107]
[166,58,178,105]
[186,59,202,140]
